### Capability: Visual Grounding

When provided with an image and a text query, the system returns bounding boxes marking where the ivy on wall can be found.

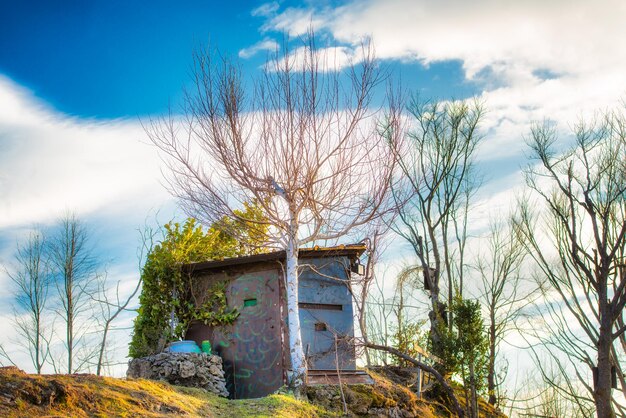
[129,203,268,358]
[175,281,240,337]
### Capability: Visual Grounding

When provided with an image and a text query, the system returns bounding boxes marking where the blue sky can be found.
[0,0,271,117]
[0,0,625,374]
[0,0,476,118]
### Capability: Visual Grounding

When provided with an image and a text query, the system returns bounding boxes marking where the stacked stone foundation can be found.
[127,352,228,397]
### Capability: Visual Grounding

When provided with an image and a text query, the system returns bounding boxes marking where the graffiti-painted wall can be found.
[186,265,285,399]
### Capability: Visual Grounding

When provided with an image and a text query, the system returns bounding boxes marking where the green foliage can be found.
[448,297,489,417]
[454,298,488,387]
[220,201,271,257]
[391,319,428,367]
[175,281,240,337]
[422,298,488,385]
[129,205,269,358]
[428,297,489,416]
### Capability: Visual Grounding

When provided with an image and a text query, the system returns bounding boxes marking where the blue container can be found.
[167,340,201,353]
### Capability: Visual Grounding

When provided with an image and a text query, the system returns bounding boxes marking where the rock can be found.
[179,361,195,378]
[127,353,228,397]
[368,407,402,417]
[162,364,173,377]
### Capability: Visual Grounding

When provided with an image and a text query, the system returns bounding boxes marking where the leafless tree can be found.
[507,361,596,418]
[347,220,395,366]
[363,268,395,365]
[2,231,52,374]
[91,224,157,375]
[48,213,99,374]
[475,215,534,407]
[146,35,398,388]
[388,95,484,364]
[514,109,626,418]
[348,232,465,416]
[92,272,138,375]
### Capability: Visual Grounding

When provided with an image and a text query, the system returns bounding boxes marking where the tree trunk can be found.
[66,263,74,374]
[67,303,73,374]
[96,319,112,376]
[469,361,478,418]
[595,308,615,418]
[35,311,42,374]
[487,315,497,405]
[442,219,454,331]
[358,303,371,366]
[285,229,306,389]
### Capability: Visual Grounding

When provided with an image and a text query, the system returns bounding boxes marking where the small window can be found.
[243,298,257,307]
[315,322,327,331]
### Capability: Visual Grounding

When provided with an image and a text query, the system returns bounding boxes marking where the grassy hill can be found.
[0,366,327,418]
[0,366,504,417]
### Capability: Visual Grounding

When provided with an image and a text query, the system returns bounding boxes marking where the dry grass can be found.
[0,367,332,418]
[305,370,439,417]
[0,366,506,418]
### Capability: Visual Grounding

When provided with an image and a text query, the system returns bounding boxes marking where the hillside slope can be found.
[0,367,328,418]
[0,366,504,417]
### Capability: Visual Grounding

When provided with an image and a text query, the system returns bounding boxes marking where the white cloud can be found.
[239,38,280,59]
[270,0,625,80]
[260,7,325,36]
[265,45,367,72]
[0,77,179,373]
[255,0,626,160]
[0,76,172,229]
[252,1,280,18]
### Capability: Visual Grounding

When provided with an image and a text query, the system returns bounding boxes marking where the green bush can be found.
[129,205,268,358]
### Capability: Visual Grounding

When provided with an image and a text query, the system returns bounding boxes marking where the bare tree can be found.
[348,220,394,367]
[514,109,626,418]
[146,35,398,388]
[48,213,99,374]
[364,267,396,365]
[91,224,156,375]
[3,231,52,374]
[92,272,139,376]
[475,215,533,407]
[389,95,484,364]
[510,367,594,418]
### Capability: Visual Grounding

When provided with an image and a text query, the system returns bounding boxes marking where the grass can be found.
[0,366,506,417]
[0,366,334,418]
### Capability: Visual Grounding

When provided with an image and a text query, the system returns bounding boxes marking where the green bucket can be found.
[201,340,212,355]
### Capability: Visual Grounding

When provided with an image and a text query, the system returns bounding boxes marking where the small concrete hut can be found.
[183,244,369,399]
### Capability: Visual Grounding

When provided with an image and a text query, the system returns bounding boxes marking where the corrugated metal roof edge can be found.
[182,244,366,274]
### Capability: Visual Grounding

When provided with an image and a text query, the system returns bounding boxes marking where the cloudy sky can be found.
[1,0,625,372]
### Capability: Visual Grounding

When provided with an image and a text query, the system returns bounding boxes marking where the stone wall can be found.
[127,352,228,397]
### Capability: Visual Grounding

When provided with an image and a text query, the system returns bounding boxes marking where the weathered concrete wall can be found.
[299,255,356,371]
[127,353,228,397]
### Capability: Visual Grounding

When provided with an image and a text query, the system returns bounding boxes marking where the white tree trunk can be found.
[285,228,306,387]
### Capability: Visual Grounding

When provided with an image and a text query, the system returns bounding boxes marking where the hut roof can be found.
[183,244,366,274]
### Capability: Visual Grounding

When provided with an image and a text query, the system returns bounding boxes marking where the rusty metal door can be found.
[219,269,284,399]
